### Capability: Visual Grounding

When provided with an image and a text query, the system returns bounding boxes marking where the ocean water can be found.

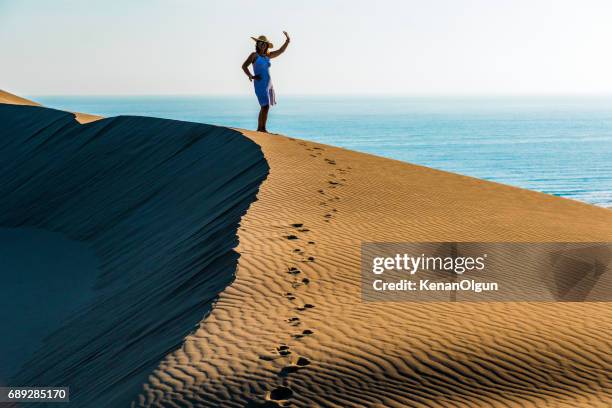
[34,95,612,207]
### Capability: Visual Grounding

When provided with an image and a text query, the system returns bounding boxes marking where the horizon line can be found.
[27,92,612,98]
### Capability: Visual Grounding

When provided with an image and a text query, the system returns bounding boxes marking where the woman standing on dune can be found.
[242,31,290,133]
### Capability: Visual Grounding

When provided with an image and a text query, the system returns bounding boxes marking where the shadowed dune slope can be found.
[137,131,612,407]
[0,104,268,407]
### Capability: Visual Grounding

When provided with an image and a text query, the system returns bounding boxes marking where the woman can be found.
[242,31,290,132]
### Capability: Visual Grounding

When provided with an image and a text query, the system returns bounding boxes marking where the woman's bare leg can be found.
[257,105,270,132]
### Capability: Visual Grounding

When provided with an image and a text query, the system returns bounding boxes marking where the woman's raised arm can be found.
[269,31,290,58]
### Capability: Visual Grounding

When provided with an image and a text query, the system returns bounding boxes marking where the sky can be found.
[2,0,612,96]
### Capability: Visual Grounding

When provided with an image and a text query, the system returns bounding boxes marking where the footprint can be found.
[283,292,296,300]
[298,228,310,232]
[302,278,310,285]
[324,213,332,218]
[279,357,311,377]
[296,304,315,311]
[268,386,293,401]
[286,317,300,326]
[293,248,302,253]
[287,267,301,275]
[260,344,292,361]
[307,241,315,245]
[328,180,339,185]
[277,345,291,356]
[296,357,311,366]
[285,235,298,240]
[290,223,303,228]
[292,329,314,339]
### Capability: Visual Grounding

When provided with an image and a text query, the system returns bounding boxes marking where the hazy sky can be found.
[2,0,612,95]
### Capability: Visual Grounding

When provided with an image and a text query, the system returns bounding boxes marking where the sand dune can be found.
[0,104,268,406]
[137,132,612,407]
[1,96,610,407]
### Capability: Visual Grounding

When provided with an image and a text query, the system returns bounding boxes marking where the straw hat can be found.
[251,35,273,48]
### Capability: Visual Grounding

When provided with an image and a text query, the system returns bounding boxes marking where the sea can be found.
[34,95,612,208]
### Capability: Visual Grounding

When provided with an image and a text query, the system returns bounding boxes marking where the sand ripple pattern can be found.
[138,129,612,407]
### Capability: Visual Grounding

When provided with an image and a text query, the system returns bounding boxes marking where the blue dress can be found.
[253,54,276,107]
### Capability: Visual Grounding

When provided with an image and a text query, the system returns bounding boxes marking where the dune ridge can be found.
[0,89,101,123]
[0,90,42,107]
[0,104,268,406]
